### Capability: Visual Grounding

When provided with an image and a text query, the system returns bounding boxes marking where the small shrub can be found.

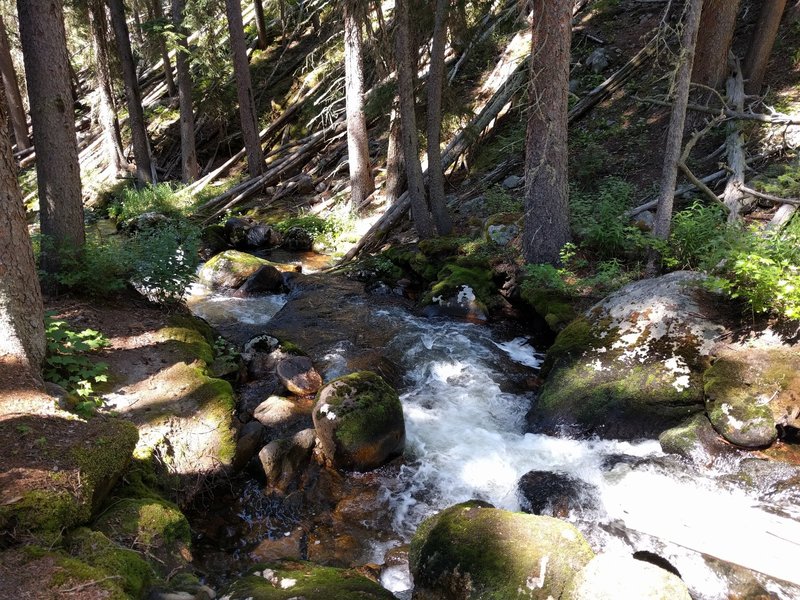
[107,183,190,223]
[483,185,522,214]
[129,222,200,304]
[44,314,109,415]
[666,201,729,269]
[273,212,352,247]
[51,234,133,297]
[571,178,646,257]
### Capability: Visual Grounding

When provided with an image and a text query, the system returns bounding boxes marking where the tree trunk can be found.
[151,0,177,97]
[172,0,199,182]
[651,0,704,249]
[253,0,269,49]
[384,105,406,203]
[131,0,146,48]
[722,60,747,221]
[743,0,788,94]
[109,0,154,184]
[0,82,45,387]
[426,0,453,235]
[344,0,374,213]
[0,15,29,151]
[224,0,264,178]
[395,0,435,238]
[523,0,572,265]
[89,0,125,174]
[17,0,85,276]
[691,0,741,89]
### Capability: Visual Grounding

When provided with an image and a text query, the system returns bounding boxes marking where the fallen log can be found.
[339,62,527,264]
[636,96,800,125]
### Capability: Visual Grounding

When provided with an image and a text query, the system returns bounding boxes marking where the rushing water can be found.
[188,284,800,600]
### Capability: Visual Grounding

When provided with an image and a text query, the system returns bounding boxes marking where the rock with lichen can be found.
[409,501,594,600]
[312,371,405,471]
[221,560,395,599]
[528,272,724,439]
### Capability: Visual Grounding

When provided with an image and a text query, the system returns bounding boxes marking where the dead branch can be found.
[722,58,748,222]
[568,37,657,124]
[739,185,800,206]
[636,96,800,125]
[60,576,123,593]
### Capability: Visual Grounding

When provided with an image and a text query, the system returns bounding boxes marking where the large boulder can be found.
[221,560,395,599]
[561,553,691,600]
[528,272,723,439]
[703,348,793,448]
[198,250,285,290]
[224,216,282,250]
[409,501,594,600]
[234,265,286,297]
[659,413,742,465]
[312,371,405,471]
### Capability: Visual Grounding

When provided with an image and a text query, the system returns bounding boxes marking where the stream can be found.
[186,273,800,600]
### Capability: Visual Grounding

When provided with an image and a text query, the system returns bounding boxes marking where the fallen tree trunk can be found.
[722,59,749,222]
[636,96,800,125]
[338,61,527,264]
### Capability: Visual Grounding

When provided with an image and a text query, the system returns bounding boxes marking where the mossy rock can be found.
[66,528,153,597]
[94,497,191,575]
[198,250,285,289]
[529,272,722,440]
[704,353,780,448]
[561,553,691,599]
[222,560,396,599]
[520,287,577,333]
[0,415,138,543]
[410,501,594,600]
[659,413,739,465]
[312,371,405,471]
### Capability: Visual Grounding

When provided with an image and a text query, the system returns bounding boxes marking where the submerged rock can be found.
[409,501,594,600]
[529,272,723,439]
[518,470,598,517]
[659,413,741,465]
[561,553,691,599]
[221,560,395,599]
[313,371,405,471]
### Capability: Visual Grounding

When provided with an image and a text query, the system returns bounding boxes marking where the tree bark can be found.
[0,15,29,151]
[109,0,154,184]
[89,0,126,174]
[225,0,264,178]
[253,0,269,50]
[651,0,704,250]
[0,81,45,387]
[172,0,199,182]
[384,106,406,204]
[743,0,788,94]
[722,60,748,221]
[691,0,741,89]
[17,0,85,276]
[395,0,435,238]
[523,0,572,265]
[151,0,177,97]
[426,0,453,235]
[344,0,374,213]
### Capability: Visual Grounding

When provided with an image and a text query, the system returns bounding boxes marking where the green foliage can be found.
[130,222,201,304]
[51,234,133,297]
[273,212,352,246]
[44,315,109,415]
[711,223,800,320]
[664,201,729,269]
[107,183,190,223]
[571,178,646,257]
[483,185,522,214]
[753,163,800,198]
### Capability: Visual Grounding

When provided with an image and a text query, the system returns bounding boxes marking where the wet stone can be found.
[277,356,323,396]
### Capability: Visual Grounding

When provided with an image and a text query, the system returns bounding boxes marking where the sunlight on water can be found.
[185,282,287,329]
[372,309,800,599]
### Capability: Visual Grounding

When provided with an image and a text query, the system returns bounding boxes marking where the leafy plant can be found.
[44,315,109,415]
[571,178,646,258]
[129,222,200,304]
[483,185,522,214]
[273,212,352,247]
[665,201,729,269]
[107,183,191,223]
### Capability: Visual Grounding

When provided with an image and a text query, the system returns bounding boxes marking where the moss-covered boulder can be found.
[409,501,594,599]
[198,250,286,289]
[66,528,153,597]
[703,349,790,448]
[483,212,520,246]
[313,371,405,471]
[519,286,576,333]
[659,413,740,465]
[529,272,723,440]
[0,414,138,543]
[94,497,192,575]
[221,560,395,599]
[561,553,691,600]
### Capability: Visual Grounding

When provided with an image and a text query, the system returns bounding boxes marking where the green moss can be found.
[520,287,577,333]
[224,560,395,599]
[67,528,153,598]
[540,317,603,376]
[0,489,77,544]
[410,502,594,600]
[278,340,308,356]
[321,372,402,449]
[198,249,279,289]
[156,321,215,365]
[423,263,497,308]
